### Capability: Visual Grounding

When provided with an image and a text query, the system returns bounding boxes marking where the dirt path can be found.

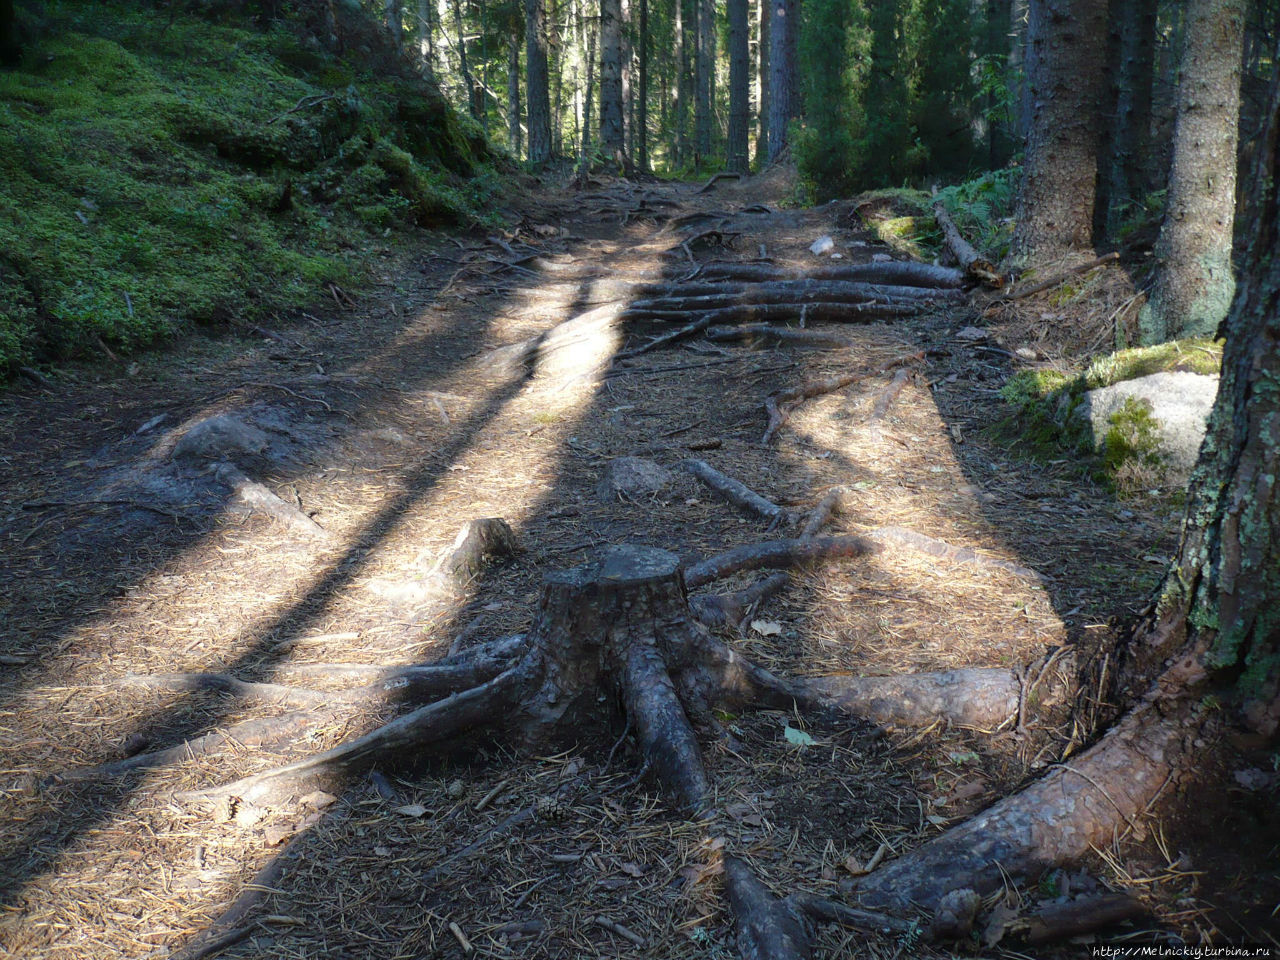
[0,174,1184,958]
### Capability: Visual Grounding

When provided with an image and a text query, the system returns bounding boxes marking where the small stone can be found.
[447,779,465,798]
[1015,347,1039,360]
[871,252,893,262]
[930,888,982,940]
[809,235,835,255]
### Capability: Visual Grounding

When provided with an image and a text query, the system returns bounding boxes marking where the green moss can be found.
[0,1,496,376]
[1082,338,1223,389]
[1101,396,1164,473]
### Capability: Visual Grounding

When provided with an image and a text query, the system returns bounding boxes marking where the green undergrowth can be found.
[0,2,496,375]
[996,338,1223,486]
[850,168,1017,262]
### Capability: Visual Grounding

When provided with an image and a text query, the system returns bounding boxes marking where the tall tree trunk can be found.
[755,0,770,164]
[578,12,597,177]
[386,0,404,51]
[1138,0,1246,343]
[694,0,712,165]
[1009,0,1031,144]
[508,35,523,158]
[526,0,553,166]
[637,0,649,170]
[452,0,480,119]
[599,0,626,168]
[621,0,633,159]
[551,0,565,155]
[1010,0,1108,264]
[675,0,689,164]
[418,0,437,76]
[1097,0,1157,240]
[727,0,750,172]
[767,0,797,161]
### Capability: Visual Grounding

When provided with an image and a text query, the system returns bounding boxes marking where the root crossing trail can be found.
[0,173,1178,959]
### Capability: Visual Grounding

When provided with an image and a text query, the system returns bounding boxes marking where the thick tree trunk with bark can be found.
[767,0,797,162]
[637,0,648,170]
[1137,0,1245,344]
[599,0,626,168]
[1010,0,1108,263]
[525,0,552,166]
[755,0,770,164]
[695,0,714,165]
[728,0,750,173]
[507,36,522,158]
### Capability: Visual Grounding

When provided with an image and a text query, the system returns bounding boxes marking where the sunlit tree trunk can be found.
[451,0,480,119]
[526,0,552,165]
[508,35,523,158]
[599,0,626,167]
[1138,0,1246,343]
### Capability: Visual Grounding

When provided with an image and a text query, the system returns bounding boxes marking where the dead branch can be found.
[684,535,881,589]
[869,368,913,421]
[679,458,790,525]
[616,315,715,359]
[705,324,857,349]
[625,279,963,314]
[931,200,1003,287]
[698,171,743,193]
[994,252,1122,302]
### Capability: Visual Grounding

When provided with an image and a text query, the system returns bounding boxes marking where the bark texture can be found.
[767,0,798,161]
[1010,0,1108,263]
[599,0,626,167]
[525,0,552,166]
[1137,0,1245,343]
[727,0,750,173]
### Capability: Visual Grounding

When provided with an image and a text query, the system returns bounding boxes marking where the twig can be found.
[268,93,336,124]
[996,252,1121,302]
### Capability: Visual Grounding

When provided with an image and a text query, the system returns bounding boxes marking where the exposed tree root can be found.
[799,667,1022,729]
[706,324,857,349]
[699,171,743,193]
[763,353,925,443]
[679,458,791,526]
[625,279,964,313]
[216,464,330,539]
[849,659,1202,913]
[868,525,1044,582]
[683,535,881,589]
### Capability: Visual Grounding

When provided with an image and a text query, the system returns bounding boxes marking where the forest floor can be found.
[0,171,1274,960]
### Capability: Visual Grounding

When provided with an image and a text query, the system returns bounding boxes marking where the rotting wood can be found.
[931,200,1003,287]
[679,458,790,525]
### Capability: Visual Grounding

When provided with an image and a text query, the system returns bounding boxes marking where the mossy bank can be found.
[0,1,497,377]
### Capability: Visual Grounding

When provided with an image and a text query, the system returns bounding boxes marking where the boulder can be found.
[596,457,674,502]
[1079,371,1218,480]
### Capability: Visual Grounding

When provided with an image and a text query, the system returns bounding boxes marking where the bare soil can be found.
[0,172,1273,959]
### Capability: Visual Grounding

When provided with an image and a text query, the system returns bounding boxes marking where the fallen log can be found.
[625,279,963,314]
[623,302,925,326]
[696,260,967,289]
[931,200,1003,287]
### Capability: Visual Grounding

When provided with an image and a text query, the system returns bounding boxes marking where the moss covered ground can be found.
[0,1,497,375]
